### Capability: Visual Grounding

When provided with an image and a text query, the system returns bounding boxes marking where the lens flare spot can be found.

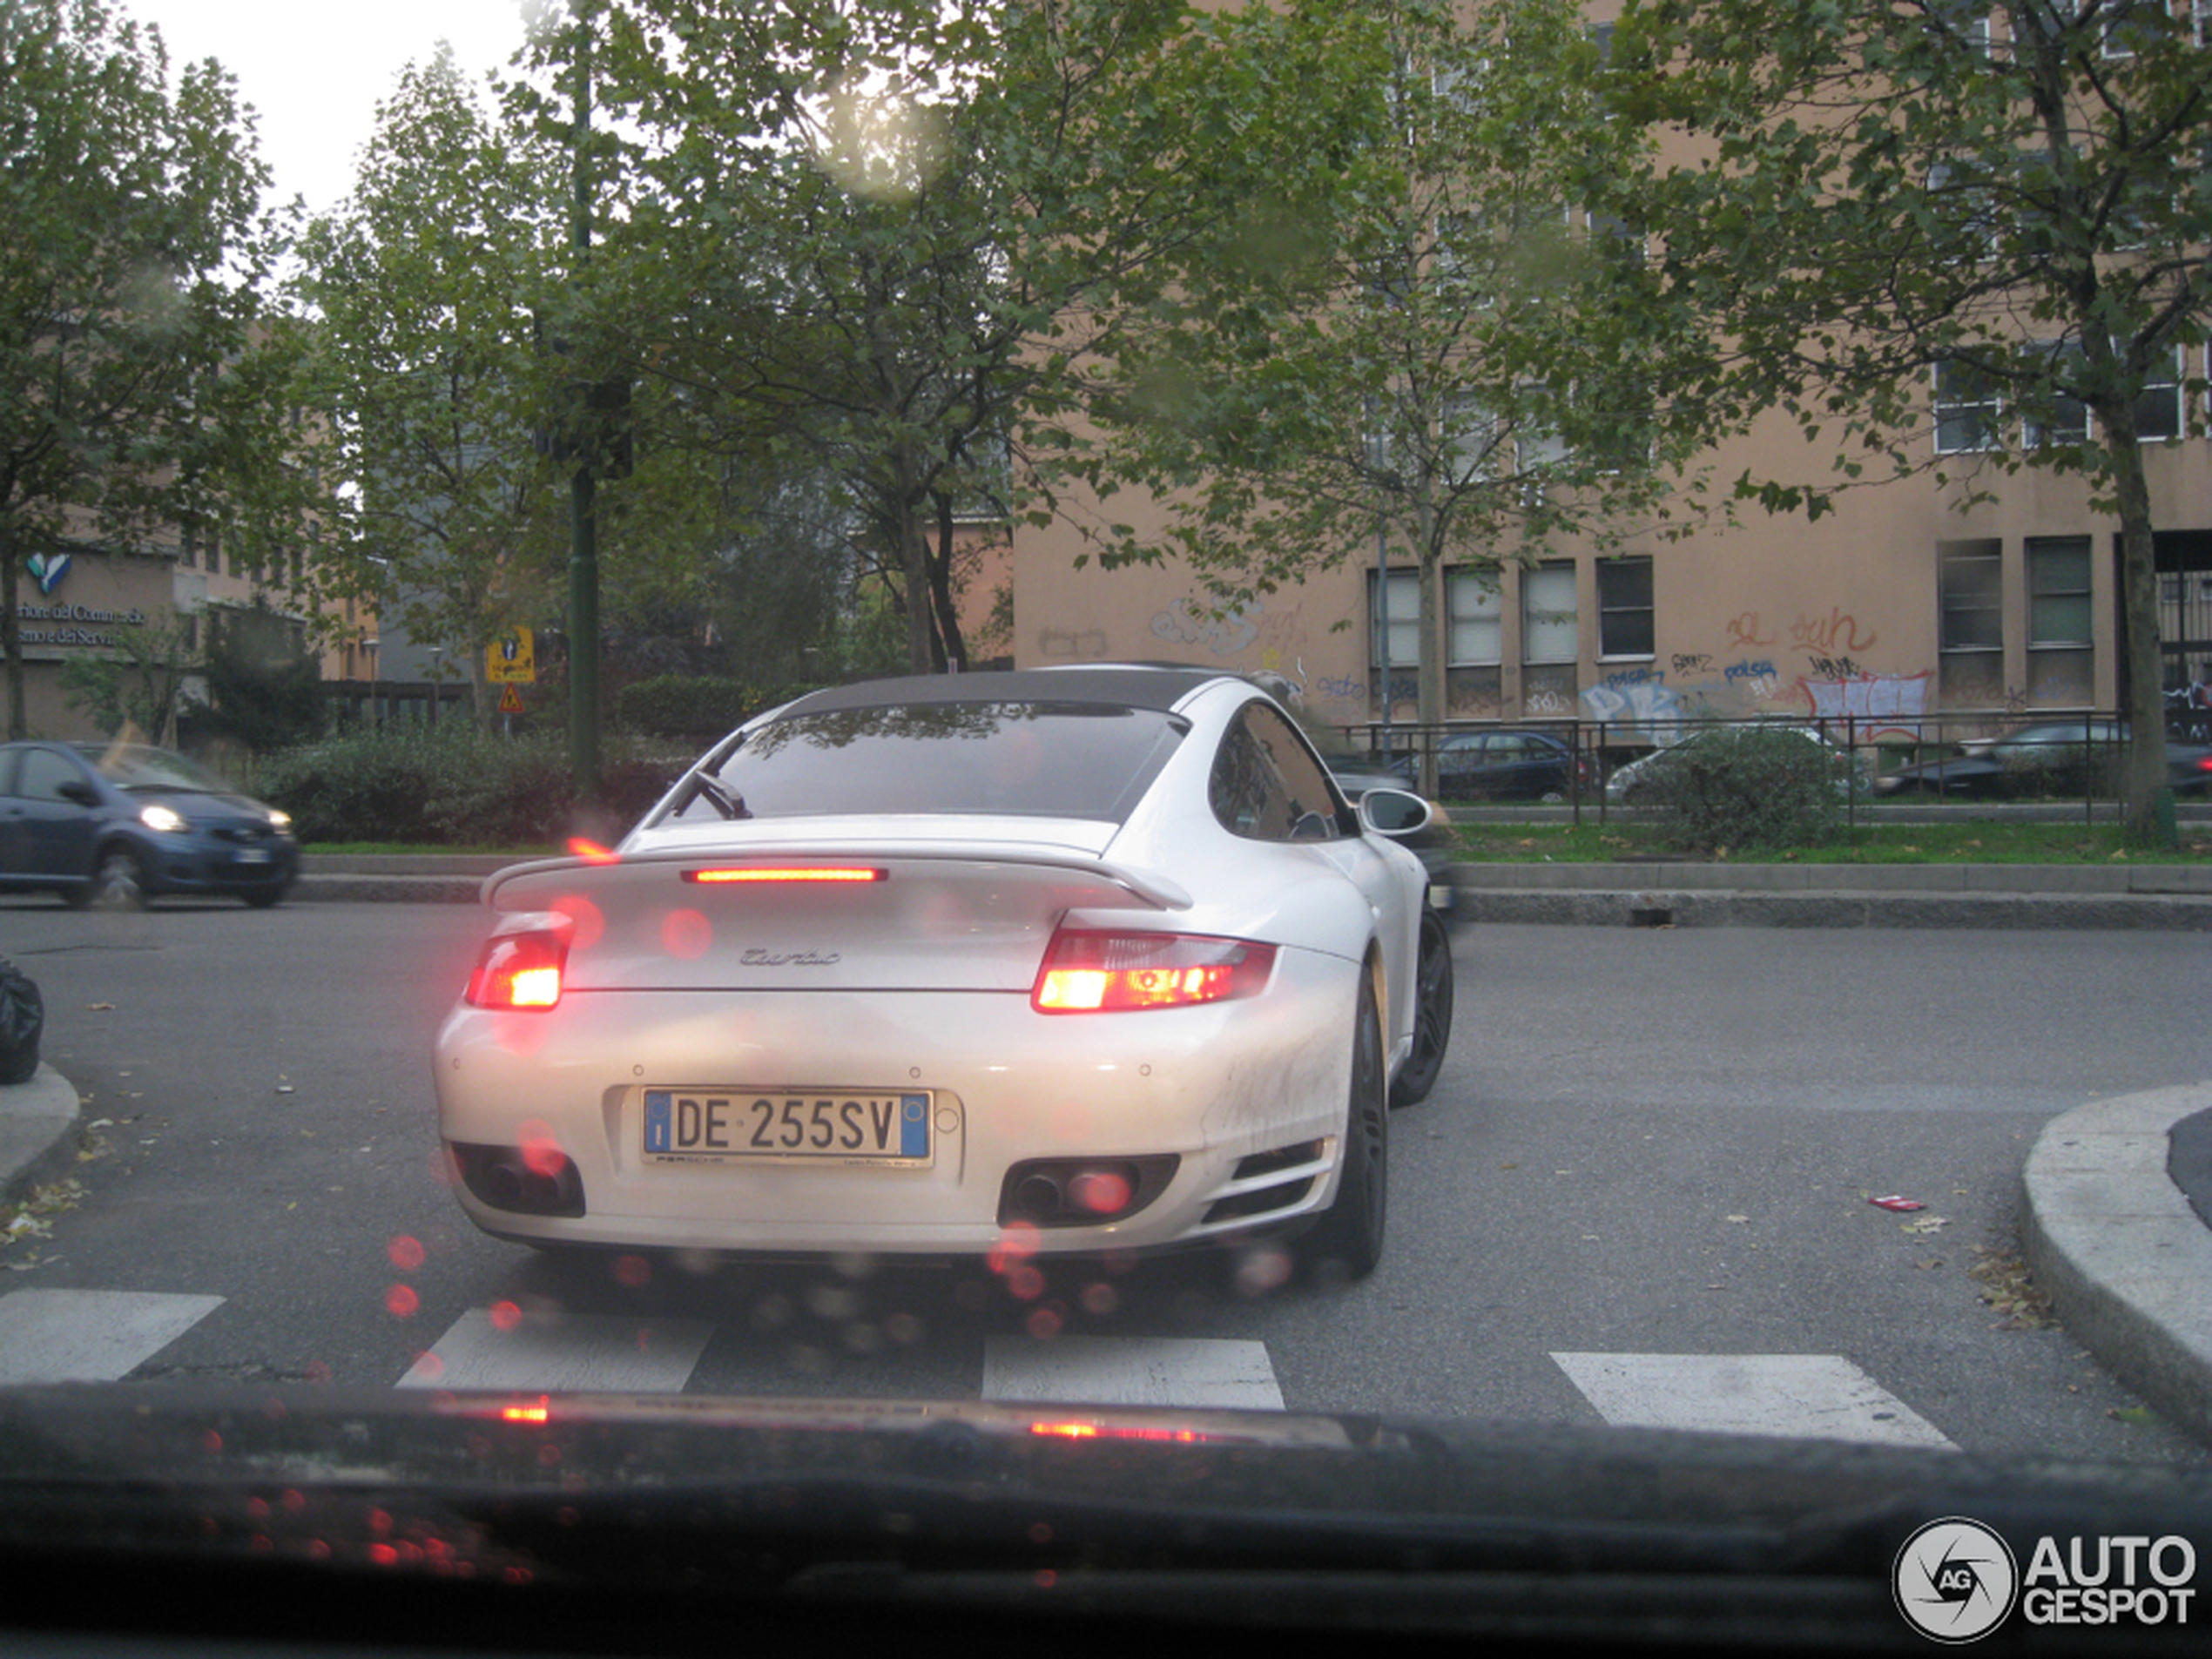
[517,1120,565,1178]
[489,1300,523,1332]
[1079,1281,1119,1318]
[385,1284,421,1318]
[1024,1306,1062,1339]
[1008,1264,1046,1302]
[387,1235,426,1271]
[1067,1170,1132,1216]
[550,893,607,948]
[660,907,712,959]
[613,1253,651,1290]
[988,1222,1041,1274]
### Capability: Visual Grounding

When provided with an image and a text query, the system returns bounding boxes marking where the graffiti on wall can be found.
[1150,596,1262,656]
[1796,671,1930,738]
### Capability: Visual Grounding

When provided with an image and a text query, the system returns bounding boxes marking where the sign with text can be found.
[488,627,535,684]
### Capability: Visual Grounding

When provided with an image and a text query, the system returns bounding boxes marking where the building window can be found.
[1369,568,1420,672]
[1521,562,1578,664]
[1596,556,1655,658]
[1447,572,1502,665]
[1939,538,2004,705]
[2024,341,2090,448]
[2134,348,2183,442]
[1934,358,2005,452]
[1521,562,1578,716]
[2027,536,2094,705]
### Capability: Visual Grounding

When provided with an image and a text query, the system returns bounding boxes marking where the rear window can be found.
[664,701,1186,825]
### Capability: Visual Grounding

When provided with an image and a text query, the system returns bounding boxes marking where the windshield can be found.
[74,743,235,793]
[8,0,2212,1651]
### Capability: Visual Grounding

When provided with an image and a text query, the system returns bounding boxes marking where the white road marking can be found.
[397,1309,714,1393]
[0,1290,226,1385]
[1550,1352,1958,1450]
[982,1335,1285,1410]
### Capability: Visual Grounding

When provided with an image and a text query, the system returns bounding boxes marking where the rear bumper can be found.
[433,954,1359,1258]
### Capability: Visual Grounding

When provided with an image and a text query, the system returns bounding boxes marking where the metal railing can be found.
[1327,710,2197,826]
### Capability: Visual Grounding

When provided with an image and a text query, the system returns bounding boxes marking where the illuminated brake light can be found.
[1032,931,1275,1013]
[1029,1420,1208,1443]
[684,867,886,884]
[500,1396,553,1425]
[465,927,570,1011]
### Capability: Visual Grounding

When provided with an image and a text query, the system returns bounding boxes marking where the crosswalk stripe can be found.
[981,1335,1285,1410]
[396,1309,714,1393]
[1550,1352,1958,1450]
[0,1290,226,1385]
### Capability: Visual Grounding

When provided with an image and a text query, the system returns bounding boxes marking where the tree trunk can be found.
[1413,488,1444,799]
[0,523,24,741]
[928,490,968,674]
[2108,434,2169,845]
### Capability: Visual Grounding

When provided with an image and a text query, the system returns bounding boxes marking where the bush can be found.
[257,727,688,846]
[1638,726,1850,853]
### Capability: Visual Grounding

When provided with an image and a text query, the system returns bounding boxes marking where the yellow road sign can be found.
[488,627,536,684]
[498,683,525,715]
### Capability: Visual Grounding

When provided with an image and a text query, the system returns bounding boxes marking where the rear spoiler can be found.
[481,843,1194,914]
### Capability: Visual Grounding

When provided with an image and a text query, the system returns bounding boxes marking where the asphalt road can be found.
[3,899,2207,1465]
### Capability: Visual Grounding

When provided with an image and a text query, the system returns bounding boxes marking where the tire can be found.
[1390,910,1454,1109]
[1305,970,1387,1280]
[90,846,146,911]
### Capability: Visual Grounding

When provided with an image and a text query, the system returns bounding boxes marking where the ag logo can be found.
[1895,1517,2020,1642]
[26,551,70,595]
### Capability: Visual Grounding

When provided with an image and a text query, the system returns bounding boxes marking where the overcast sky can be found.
[125,0,540,216]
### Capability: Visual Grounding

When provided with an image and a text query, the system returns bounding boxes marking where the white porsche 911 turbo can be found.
[434,665,1455,1278]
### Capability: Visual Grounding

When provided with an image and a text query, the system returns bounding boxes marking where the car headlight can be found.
[139,804,187,833]
[267,809,293,834]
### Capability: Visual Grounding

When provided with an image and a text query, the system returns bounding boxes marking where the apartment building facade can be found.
[1003,2,2210,750]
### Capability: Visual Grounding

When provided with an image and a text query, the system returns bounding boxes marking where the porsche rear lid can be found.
[485,840,1190,993]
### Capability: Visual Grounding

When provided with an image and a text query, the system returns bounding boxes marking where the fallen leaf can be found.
[1900,1216,1948,1235]
[85,1002,114,1012]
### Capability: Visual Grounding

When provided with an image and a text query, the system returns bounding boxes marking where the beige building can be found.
[1005,4,2211,754]
[6,527,335,744]
[1008,398,2210,749]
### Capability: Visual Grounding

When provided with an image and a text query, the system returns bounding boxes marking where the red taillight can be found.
[465,926,570,1010]
[683,867,886,884]
[1031,930,1275,1013]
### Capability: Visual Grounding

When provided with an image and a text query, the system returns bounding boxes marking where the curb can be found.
[2023,1086,2212,1448]
[1449,887,2212,930]
[0,1065,84,1205]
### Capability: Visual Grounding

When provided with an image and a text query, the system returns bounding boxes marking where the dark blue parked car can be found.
[0,741,298,908]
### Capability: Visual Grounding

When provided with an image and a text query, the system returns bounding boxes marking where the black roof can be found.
[779,665,1235,718]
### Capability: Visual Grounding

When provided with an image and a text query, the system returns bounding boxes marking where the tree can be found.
[1077,0,1714,748]
[0,0,289,738]
[1612,0,2212,842]
[562,0,1222,674]
[58,618,194,745]
[287,46,575,730]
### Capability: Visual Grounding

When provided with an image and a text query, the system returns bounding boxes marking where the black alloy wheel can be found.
[1305,971,1387,1280]
[1389,910,1453,1109]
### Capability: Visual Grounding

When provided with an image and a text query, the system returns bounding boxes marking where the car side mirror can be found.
[1358,787,1433,837]
[57,781,98,808]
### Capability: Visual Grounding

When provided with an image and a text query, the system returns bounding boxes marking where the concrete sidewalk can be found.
[3,858,2207,1448]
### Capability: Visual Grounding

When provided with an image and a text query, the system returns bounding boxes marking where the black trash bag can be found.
[0,957,43,1086]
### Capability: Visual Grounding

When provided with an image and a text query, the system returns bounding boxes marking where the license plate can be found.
[234,847,271,864]
[642,1089,932,1164]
